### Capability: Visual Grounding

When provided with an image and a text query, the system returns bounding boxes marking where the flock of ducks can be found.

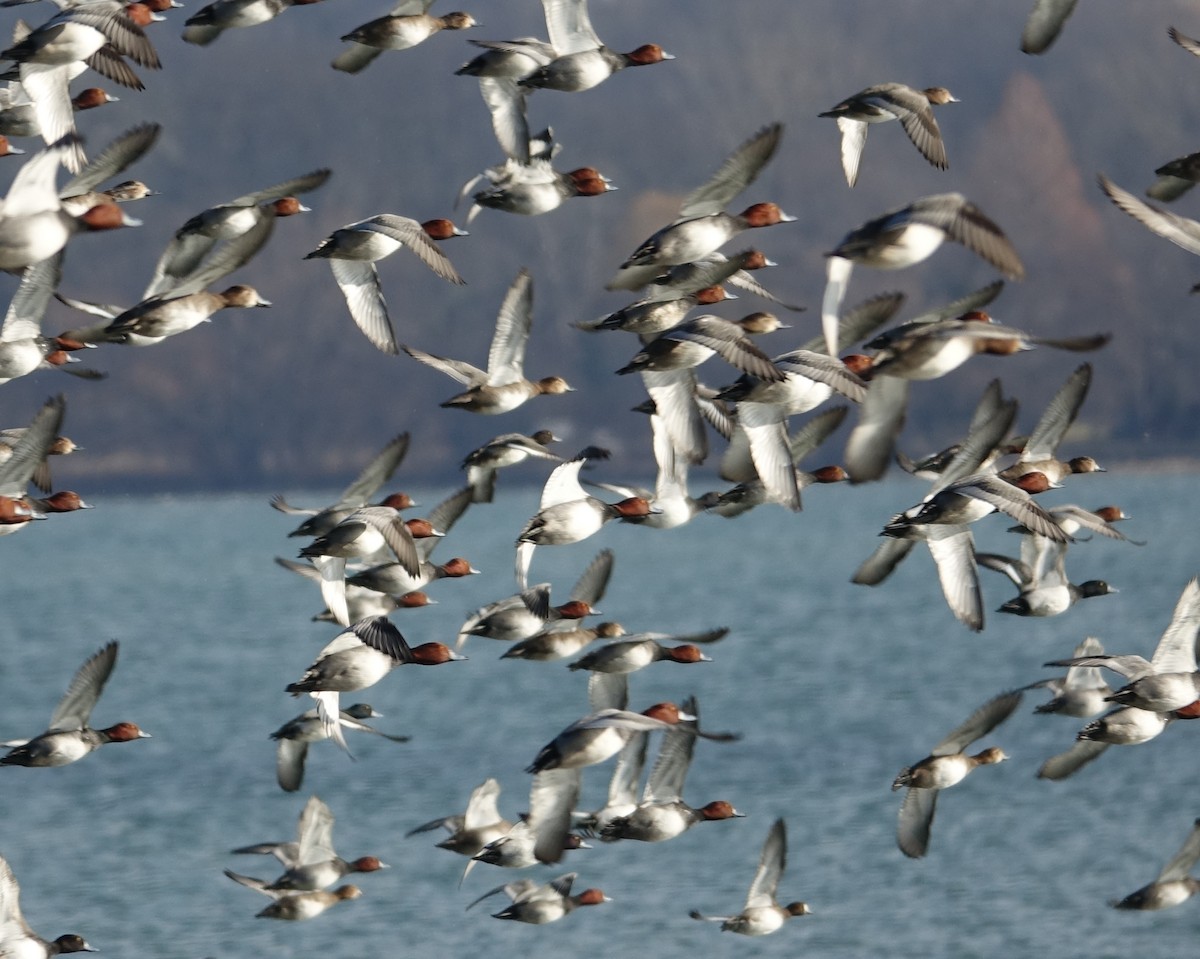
[2,0,1200,952]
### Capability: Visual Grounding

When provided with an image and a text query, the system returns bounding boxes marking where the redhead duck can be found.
[0,254,71,386]
[3,19,152,175]
[229,878,361,920]
[272,432,411,538]
[700,400,854,513]
[511,0,671,93]
[2,4,160,166]
[821,193,1025,355]
[820,83,956,186]
[228,796,387,892]
[0,641,149,768]
[712,348,865,511]
[333,2,476,74]
[465,159,613,222]
[285,616,463,747]
[458,583,600,646]
[514,457,653,588]
[1046,578,1200,713]
[23,491,90,516]
[707,465,847,518]
[146,168,329,295]
[527,701,736,774]
[403,269,573,414]
[1039,504,1140,542]
[1,1,160,75]
[0,396,86,534]
[407,778,513,859]
[583,283,735,337]
[883,470,1067,540]
[1111,818,1200,910]
[568,629,726,674]
[863,310,1106,384]
[289,533,428,625]
[270,703,408,792]
[690,818,810,935]
[616,312,787,381]
[467,872,608,924]
[309,588,433,624]
[0,138,139,270]
[461,429,562,503]
[299,505,428,573]
[599,696,742,843]
[473,738,610,870]
[853,379,1020,631]
[0,82,115,142]
[306,214,465,355]
[346,555,478,600]
[286,617,462,695]
[608,123,792,290]
[0,854,95,959]
[648,248,804,311]
[893,689,1021,858]
[840,286,1011,480]
[583,415,721,529]
[339,484,477,593]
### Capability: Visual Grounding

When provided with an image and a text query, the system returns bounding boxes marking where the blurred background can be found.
[1,0,1197,492]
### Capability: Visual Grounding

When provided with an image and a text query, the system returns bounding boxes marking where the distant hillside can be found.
[3,0,1198,493]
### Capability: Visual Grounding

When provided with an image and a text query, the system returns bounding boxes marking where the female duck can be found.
[402,269,573,414]
[334,3,476,74]
[820,83,957,186]
[892,688,1021,858]
[689,818,810,935]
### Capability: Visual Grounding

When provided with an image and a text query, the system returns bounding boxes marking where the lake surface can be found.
[2,473,1199,957]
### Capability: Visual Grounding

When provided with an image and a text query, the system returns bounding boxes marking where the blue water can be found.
[2,474,1199,957]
